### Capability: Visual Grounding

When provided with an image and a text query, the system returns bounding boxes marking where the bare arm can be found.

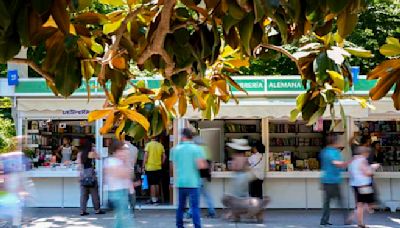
[196,158,208,170]
[142,152,148,170]
[169,161,174,178]
[162,153,167,164]
[332,158,352,168]
[76,152,81,169]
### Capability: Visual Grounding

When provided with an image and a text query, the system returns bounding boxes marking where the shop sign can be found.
[267,78,305,92]
[7,70,18,85]
[62,109,90,115]
[13,76,381,96]
[351,66,360,84]
[230,79,265,92]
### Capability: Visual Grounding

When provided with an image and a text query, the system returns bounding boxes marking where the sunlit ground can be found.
[4,209,398,228]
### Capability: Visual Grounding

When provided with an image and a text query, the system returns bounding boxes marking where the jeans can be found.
[320,183,347,225]
[187,180,216,216]
[177,188,201,228]
[109,189,134,228]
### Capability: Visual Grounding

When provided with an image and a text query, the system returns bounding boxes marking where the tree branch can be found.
[254,44,302,76]
[137,0,177,78]
[98,9,140,84]
[8,58,55,86]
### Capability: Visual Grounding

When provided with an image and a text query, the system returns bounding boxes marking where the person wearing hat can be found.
[170,128,207,228]
[227,139,252,198]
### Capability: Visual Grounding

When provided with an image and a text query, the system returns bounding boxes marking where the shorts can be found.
[146,170,162,185]
[356,186,374,204]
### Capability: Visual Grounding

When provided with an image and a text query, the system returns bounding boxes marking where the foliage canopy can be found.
[0,0,399,140]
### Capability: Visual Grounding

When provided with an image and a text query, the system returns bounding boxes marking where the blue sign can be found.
[351,66,360,84]
[7,70,18,85]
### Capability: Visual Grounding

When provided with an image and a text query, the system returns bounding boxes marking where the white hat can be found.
[227,139,251,151]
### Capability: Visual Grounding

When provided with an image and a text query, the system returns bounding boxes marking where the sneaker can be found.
[320,222,333,227]
[80,212,89,216]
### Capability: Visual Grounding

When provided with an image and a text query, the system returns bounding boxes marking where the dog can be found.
[222,194,270,223]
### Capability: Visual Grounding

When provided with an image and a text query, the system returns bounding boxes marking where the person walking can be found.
[170,128,207,228]
[105,140,134,228]
[319,134,350,226]
[348,146,379,227]
[124,136,138,213]
[185,136,216,219]
[143,137,166,204]
[77,137,104,216]
[248,141,266,199]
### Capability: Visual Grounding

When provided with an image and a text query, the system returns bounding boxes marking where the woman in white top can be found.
[348,146,379,228]
[248,142,266,199]
[58,137,72,164]
[105,140,134,228]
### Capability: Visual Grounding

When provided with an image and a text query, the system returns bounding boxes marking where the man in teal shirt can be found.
[170,128,207,228]
[320,134,350,226]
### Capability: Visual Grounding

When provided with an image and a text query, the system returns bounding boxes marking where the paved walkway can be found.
[15,208,400,228]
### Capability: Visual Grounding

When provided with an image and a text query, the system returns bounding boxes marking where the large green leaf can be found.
[126,122,146,142]
[32,0,53,15]
[307,107,326,126]
[289,108,300,122]
[222,15,241,34]
[238,13,255,55]
[337,9,358,38]
[110,70,127,103]
[228,1,246,20]
[171,72,188,88]
[344,47,373,58]
[327,71,345,90]
[54,52,82,97]
[327,0,349,13]
[150,109,163,136]
[0,37,21,63]
[253,0,265,23]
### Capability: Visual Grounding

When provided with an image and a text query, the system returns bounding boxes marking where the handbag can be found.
[141,173,149,190]
[80,168,97,187]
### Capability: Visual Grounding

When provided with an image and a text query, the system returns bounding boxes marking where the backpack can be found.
[80,168,97,187]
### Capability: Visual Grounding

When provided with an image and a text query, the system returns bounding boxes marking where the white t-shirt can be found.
[248,152,266,180]
[124,141,138,170]
[105,157,130,191]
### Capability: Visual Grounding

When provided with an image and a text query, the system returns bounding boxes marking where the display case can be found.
[268,119,345,172]
[354,120,400,172]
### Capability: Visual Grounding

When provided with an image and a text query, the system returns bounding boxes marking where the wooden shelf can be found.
[27,130,39,134]
[25,144,39,148]
[225,132,261,135]
[269,133,296,136]
[39,132,93,136]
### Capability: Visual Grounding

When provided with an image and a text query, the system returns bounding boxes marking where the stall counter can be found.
[26,168,88,208]
[205,171,400,209]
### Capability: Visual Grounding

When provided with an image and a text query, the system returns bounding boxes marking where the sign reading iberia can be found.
[230,79,265,92]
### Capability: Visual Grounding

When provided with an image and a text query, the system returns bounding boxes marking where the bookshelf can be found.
[268,120,345,172]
